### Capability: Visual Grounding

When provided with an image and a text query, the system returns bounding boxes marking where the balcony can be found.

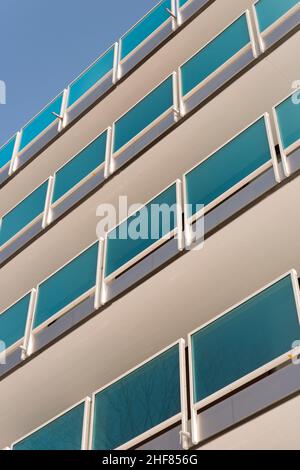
[273,88,300,177]
[253,0,300,51]
[12,399,89,450]
[0,136,17,185]
[179,11,257,115]
[111,74,179,172]
[0,180,49,264]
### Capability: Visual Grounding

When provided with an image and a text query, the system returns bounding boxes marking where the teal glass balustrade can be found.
[120,0,172,60]
[68,47,115,108]
[52,131,107,203]
[13,402,85,450]
[0,294,30,350]
[181,14,250,97]
[0,181,48,247]
[105,184,177,278]
[92,344,181,450]
[19,94,63,151]
[113,76,173,153]
[0,136,15,170]
[275,93,300,150]
[191,274,300,404]
[33,243,98,329]
[185,117,272,217]
[179,0,190,6]
[255,0,298,32]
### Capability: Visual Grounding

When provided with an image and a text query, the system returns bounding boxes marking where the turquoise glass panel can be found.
[180,0,190,6]
[0,181,48,246]
[34,243,98,328]
[19,94,63,151]
[276,94,300,150]
[255,0,298,32]
[185,117,271,217]
[13,402,85,450]
[113,76,173,153]
[120,0,172,60]
[105,184,177,277]
[0,136,15,169]
[191,274,300,403]
[0,294,30,350]
[181,14,250,96]
[68,47,114,108]
[92,344,181,450]
[52,131,107,203]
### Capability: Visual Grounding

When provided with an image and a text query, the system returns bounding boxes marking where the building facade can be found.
[0,0,300,450]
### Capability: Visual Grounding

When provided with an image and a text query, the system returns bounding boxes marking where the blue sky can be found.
[0,0,157,145]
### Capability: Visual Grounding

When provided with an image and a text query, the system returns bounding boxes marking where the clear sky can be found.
[0,0,158,145]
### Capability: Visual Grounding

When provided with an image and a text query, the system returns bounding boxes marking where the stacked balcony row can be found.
[1,98,300,375]
[0,0,299,185]
[3,270,300,449]
[1,81,299,265]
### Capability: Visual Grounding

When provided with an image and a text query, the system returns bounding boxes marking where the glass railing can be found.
[180,13,251,98]
[0,180,48,247]
[189,271,300,408]
[179,0,190,6]
[19,93,64,152]
[0,293,31,352]
[91,343,182,450]
[274,91,300,152]
[104,183,178,279]
[113,75,174,154]
[0,135,15,170]
[67,47,115,109]
[33,242,98,330]
[119,0,172,61]
[254,0,299,33]
[184,116,275,219]
[52,130,108,204]
[12,401,86,450]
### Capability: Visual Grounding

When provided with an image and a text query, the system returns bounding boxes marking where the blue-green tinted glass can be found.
[185,117,271,217]
[68,47,115,108]
[179,0,190,6]
[53,131,107,203]
[0,294,30,350]
[19,94,63,151]
[192,275,300,403]
[13,402,85,450]
[255,0,298,32]
[0,181,48,246]
[120,0,172,60]
[276,94,300,150]
[34,243,98,328]
[92,344,181,450]
[181,14,250,96]
[0,136,15,169]
[113,76,173,153]
[105,184,177,277]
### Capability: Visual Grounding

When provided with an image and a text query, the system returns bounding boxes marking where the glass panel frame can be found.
[179,11,256,102]
[67,44,117,110]
[273,87,300,177]
[119,0,174,62]
[51,129,109,207]
[89,339,188,450]
[0,291,32,355]
[0,178,50,249]
[18,92,64,153]
[32,241,100,333]
[102,180,183,284]
[183,113,280,240]
[11,398,91,450]
[188,270,300,445]
[112,73,176,157]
